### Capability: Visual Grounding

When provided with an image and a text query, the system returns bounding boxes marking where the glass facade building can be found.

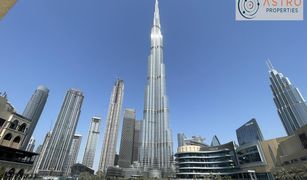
[268,61,307,136]
[82,117,100,168]
[64,134,82,176]
[38,89,84,176]
[139,0,173,175]
[236,118,264,145]
[21,86,49,150]
[98,80,124,173]
[175,142,248,179]
[118,109,136,168]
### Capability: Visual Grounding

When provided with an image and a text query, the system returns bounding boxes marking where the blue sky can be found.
[1,0,307,172]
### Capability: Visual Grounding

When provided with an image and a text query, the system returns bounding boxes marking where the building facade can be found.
[0,93,38,179]
[118,109,136,168]
[236,118,264,145]
[82,116,100,168]
[118,109,141,168]
[38,89,84,177]
[236,139,281,179]
[268,61,307,135]
[98,80,124,173]
[26,136,35,152]
[139,0,173,176]
[0,94,30,150]
[21,86,49,150]
[64,134,82,176]
[175,142,254,179]
[132,120,141,162]
[32,132,51,175]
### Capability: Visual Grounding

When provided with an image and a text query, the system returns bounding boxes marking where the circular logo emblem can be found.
[238,0,260,19]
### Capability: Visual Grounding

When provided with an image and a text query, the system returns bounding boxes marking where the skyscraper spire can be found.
[266,59,274,70]
[153,0,160,28]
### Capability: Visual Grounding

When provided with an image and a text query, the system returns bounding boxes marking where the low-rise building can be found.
[0,94,38,178]
[275,124,307,168]
[175,142,256,179]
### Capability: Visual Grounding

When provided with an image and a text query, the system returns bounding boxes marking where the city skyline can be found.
[0,0,307,172]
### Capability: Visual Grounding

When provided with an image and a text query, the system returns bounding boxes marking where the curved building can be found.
[175,142,253,179]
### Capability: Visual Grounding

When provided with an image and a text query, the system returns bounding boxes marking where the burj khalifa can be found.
[139,0,174,176]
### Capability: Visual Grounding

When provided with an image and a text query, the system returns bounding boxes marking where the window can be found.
[18,123,27,132]
[9,120,19,130]
[3,133,12,141]
[299,133,307,149]
[13,136,21,143]
[0,118,5,127]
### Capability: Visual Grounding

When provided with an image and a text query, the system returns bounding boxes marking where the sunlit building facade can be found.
[268,61,307,135]
[82,116,100,168]
[98,80,124,173]
[139,0,173,176]
[38,89,84,176]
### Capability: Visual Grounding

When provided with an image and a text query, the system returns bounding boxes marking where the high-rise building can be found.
[64,134,82,176]
[118,109,136,168]
[132,120,141,163]
[98,80,124,173]
[26,136,35,152]
[211,135,221,147]
[236,118,264,146]
[33,132,52,175]
[82,116,101,168]
[38,89,84,176]
[139,0,173,175]
[21,86,49,150]
[268,61,307,136]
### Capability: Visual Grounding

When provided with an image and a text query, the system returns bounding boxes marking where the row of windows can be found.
[3,133,22,143]
[177,157,232,163]
[177,153,231,158]
[0,119,27,132]
[178,163,235,168]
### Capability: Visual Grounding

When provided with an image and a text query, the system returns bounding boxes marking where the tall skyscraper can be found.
[38,89,84,176]
[21,86,49,150]
[236,118,264,145]
[64,134,82,176]
[98,80,124,173]
[139,0,173,175]
[26,136,36,152]
[268,61,307,136]
[118,109,136,168]
[33,132,52,175]
[82,116,101,168]
[132,120,141,163]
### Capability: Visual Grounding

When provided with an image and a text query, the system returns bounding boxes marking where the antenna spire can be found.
[153,0,160,27]
[266,59,274,70]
